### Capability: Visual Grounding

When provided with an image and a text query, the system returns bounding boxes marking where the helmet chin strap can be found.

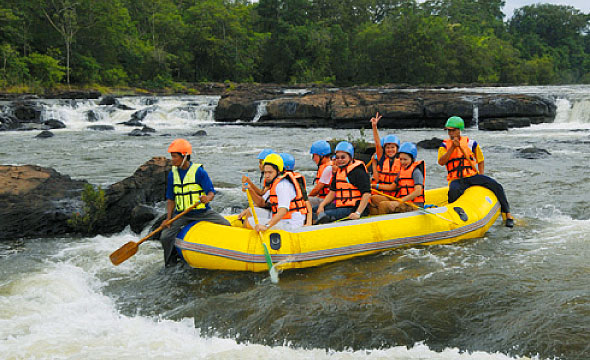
[180,153,188,168]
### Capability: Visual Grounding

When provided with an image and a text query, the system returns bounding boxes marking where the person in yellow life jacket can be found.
[438,116,514,228]
[316,141,371,224]
[241,148,275,197]
[308,140,334,209]
[377,142,425,214]
[160,139,230,267]
[367,112,402,214]
[238,153,308,231]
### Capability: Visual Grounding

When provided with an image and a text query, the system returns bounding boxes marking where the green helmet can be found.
[445,116,465,130]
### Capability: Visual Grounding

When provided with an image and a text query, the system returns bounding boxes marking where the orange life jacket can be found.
[334,160,366,208]
[394,160,425,204]
[376,155,401,196]
[267,172,308,219]
[313,160,332,198]
[443,137,478,182]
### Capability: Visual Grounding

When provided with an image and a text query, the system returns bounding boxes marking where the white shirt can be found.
[319,165,333,185]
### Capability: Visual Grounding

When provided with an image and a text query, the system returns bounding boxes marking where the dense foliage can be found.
[0,0,588,89]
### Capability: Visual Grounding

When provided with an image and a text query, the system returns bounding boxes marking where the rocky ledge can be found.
[215,87,556,130]
[0,157,171,240]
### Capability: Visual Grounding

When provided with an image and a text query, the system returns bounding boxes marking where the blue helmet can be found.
[257,148,275,160]
[398,142,417,160]
[382,134,401,147]
[335,141,354,158]
[310,140,331,156]
[279,152,295,171]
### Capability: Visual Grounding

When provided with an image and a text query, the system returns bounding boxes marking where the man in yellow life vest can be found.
[316,141,371,223]
[238,153,308,231]
[438,116,514,228]
[160,139,230,267]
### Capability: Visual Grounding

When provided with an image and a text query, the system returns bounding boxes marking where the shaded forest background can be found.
[1,0,589,91]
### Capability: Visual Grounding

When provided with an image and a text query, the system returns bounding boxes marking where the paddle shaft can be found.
[246,189,274,271]
[109,201,201,265]
[371,189,456,224]
[141,201,202,245]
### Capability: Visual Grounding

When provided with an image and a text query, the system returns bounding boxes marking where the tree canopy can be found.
[0,0,588,89]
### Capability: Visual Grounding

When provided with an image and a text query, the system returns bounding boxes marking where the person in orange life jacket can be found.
[308,140,334,209]
[241,148,275,197]
[315,141,371,224]
[438,116,514,228]
[377,142,425,214]
[237,153,308,231]
[160,139,230,267]
[279,152,313,226]
[368,112,402,215]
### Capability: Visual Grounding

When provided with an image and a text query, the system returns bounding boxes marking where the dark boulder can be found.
[116,104,135,111]
[44,119,66,129]
[13,102,43,122]
[97,157,171,234]
[87,125,115,131]
[141,98,158,106]
[129,204,157,233]
[119,118,144,127]
[141,125,156,133]
[36,130,54,138]
[515,147,551,159]
[86,110,100,122]
[192,130,207,136]
[417,137,444,149]
[128,128,151,136]
[0,114,19,131]
[0,165,87,240]
[99,95,119,106]
[130,106,158,121]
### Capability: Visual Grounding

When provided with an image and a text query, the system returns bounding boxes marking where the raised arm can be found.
[371,112,383,160]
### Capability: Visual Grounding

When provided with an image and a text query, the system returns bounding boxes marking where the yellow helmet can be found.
[263,153,284,172]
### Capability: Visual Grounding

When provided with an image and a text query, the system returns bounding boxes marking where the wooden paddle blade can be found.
[109,241,139,265]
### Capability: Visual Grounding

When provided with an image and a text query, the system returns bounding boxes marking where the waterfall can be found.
[33,95,220,131]
[252,100,269,123]
[472,104,479,129]
[554,98,590,123]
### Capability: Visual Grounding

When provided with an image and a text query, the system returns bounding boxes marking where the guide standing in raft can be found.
[160,139,230,267]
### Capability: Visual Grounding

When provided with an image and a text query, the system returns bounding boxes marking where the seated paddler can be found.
[242,148,276,197]
[280,152,313,226]
[307,140,334,209]
[238,153,308,231]
[375,142,425,214]
[160,139,230,267]
[316,141,371,224]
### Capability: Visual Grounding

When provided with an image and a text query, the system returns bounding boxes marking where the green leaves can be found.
[68,184,107,235]
[0,0,589,88]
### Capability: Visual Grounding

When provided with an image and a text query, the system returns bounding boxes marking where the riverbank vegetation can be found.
[1,0,589,91]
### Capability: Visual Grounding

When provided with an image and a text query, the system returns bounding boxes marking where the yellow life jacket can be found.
[172,163,206,212]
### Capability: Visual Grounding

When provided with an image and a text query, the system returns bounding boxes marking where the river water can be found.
[1,86,590,359]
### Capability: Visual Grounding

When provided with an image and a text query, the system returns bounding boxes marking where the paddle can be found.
[371,189,457,224]
[109,201,201,266]
[246,188,279,283]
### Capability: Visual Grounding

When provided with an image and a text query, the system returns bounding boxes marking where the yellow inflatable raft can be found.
[174,186,500,272]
